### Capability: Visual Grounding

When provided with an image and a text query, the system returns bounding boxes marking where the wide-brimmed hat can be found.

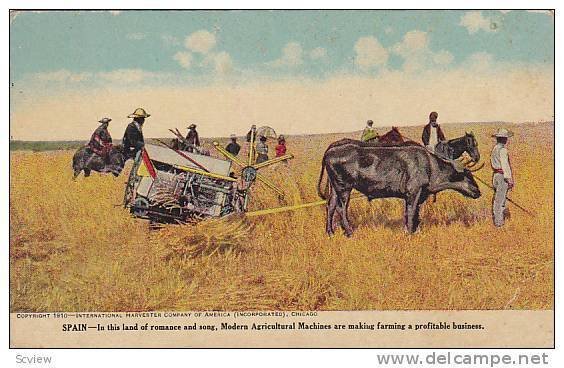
[98,117,112,124]
[187,124,197,129]
[128,108,150,118]
[230,134,237,139]
[492,128,514,138]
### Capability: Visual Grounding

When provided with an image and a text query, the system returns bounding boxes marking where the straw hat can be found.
[492,128,514,138]
[128,108,151,118]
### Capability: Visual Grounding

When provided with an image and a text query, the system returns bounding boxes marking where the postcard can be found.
[9,9,554,348]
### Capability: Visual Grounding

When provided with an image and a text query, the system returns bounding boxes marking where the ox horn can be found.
[466,161,485,172]
[457,151,484,172]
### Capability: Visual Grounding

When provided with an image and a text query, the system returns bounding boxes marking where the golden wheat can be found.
[10,123,553,312]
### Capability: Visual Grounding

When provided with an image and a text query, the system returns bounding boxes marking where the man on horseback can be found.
[73,118,125,178]
[122,107,150,159]
[88,117,113,163]
[422,111,446,153]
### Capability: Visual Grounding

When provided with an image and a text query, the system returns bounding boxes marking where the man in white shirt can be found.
[490,128,514,227]
[421,111,446,153]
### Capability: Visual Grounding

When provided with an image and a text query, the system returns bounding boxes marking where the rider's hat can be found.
[492,128,514,138]
[128,108,151,118]
[98,117,112,124]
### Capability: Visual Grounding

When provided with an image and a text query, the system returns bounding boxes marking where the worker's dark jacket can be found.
[122,122,144,158]
[421,123,446,146]
[246,129,256,143]
[185,130,200,146]
[225,142,241,156]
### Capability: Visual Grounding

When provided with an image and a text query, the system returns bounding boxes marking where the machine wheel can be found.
[133,197,150,218]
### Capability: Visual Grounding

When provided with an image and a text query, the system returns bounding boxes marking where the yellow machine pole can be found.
[172,164,237,182]
[213,142,247,168]
[213,141,286,198]
[246,199,327,217]
[245,193,366,217]
[252,154,294,169]
[255,174,285,198]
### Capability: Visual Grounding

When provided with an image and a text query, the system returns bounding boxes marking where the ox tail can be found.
[317,158,330,200]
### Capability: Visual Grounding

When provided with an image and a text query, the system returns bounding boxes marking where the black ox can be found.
[317,140,481,236]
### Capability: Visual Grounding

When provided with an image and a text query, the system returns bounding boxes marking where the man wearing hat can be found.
[122,107,150,159]
[88,117,113,163]
[422,111,446,153]
[491,128,514,227]
[225,134,241,156]
[361,120,379,142]
[184,124,200,153]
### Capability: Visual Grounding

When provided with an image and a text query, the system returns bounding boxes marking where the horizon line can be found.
[9,120,554,142]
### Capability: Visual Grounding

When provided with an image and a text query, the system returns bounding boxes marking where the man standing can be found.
[225,134,241,156]
[246,124,257,143]
[275,135,287,157]
[123,107,150,159]
[360,120,378,142]
[184,123,200,152]
[256,135,269,163]
[422,111,446,153]
[89,117,113,163]
[490,128,514,227]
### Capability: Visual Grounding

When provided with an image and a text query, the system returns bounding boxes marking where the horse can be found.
[72,144,127,179]
[326,127,418,152]
[377,126,419,146]
[435,132,480,162]
[378,127,480,163]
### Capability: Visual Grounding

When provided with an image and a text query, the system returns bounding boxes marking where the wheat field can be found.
[9,122,553,312]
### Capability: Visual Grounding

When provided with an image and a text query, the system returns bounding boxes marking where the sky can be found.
[9,10,554,140]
